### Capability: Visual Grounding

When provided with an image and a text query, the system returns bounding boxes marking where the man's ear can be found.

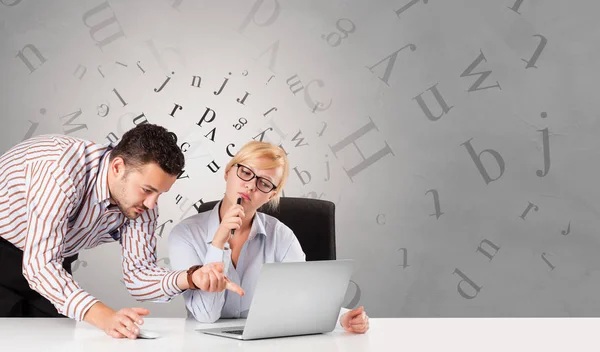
[111,157,126,176]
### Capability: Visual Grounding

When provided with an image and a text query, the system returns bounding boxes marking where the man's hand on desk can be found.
[84,302,149,339]
[340,306,370,334]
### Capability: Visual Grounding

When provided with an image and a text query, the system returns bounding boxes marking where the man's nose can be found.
[144,194,159,210]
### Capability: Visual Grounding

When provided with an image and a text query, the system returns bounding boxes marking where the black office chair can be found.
[195,197,336,261]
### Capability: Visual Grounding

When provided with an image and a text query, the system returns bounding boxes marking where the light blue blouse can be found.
[168,201,308,322]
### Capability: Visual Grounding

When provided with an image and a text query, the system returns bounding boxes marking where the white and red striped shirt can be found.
[0,135,184,321]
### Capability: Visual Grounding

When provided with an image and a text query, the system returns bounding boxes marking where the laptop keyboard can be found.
[224,329,244,335]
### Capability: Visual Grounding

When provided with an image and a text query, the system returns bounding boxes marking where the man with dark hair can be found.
[0,124,243,339]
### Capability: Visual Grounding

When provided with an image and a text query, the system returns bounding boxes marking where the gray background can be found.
[2,0,599,317]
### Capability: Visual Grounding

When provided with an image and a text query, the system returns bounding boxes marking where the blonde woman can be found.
[168,141,369,333]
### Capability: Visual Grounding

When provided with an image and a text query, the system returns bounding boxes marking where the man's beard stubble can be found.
[114,180,143,220]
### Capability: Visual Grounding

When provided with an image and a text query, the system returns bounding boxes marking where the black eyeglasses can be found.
[235,164,278,193]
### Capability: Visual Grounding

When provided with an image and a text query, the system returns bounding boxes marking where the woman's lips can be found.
[239,193,250,201]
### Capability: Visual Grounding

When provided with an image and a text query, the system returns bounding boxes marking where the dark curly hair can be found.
[110,124,184,176]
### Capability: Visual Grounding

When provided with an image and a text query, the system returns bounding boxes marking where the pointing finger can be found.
[224,277,245,296]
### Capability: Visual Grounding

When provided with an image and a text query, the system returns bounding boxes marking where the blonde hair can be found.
[225,141,289,208]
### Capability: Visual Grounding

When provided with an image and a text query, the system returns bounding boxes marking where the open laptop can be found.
[197,259,354,340]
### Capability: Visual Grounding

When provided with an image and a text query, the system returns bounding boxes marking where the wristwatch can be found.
[187,265,203,290]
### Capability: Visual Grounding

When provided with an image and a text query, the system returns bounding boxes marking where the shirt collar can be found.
[206,200,268,244]
[251,210,268,240]
[94,149,113,205]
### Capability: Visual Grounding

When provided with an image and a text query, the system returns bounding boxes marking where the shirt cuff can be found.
[162,270,186,297]
[205,244,226,264]
[338,307,351,329]
[63,289,99,321]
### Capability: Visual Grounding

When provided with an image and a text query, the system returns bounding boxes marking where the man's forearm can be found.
[83,301,115,330]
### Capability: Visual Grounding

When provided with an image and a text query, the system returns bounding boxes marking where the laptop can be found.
[197,259,354,340]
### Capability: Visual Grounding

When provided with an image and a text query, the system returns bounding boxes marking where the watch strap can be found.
[186,264,203,290]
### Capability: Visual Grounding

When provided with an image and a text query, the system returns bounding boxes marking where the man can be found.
[0,124,243,339]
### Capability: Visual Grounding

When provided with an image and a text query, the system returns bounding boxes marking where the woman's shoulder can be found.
[255,212,294,237]
[169,211,213,241]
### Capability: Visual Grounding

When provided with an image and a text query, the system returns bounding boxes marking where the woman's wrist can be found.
[211,228,228,249]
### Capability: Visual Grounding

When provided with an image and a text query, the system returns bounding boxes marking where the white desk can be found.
[0,318,597,351]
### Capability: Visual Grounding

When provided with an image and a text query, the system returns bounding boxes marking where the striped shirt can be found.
[0,135,184,321]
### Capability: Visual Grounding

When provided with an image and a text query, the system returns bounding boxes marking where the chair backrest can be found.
[195,197,336,261]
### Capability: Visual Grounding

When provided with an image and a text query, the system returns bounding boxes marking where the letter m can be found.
[60,109,88,134]
[82,1,125,50]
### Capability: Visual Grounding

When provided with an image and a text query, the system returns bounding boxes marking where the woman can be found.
[168,141,369,333]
